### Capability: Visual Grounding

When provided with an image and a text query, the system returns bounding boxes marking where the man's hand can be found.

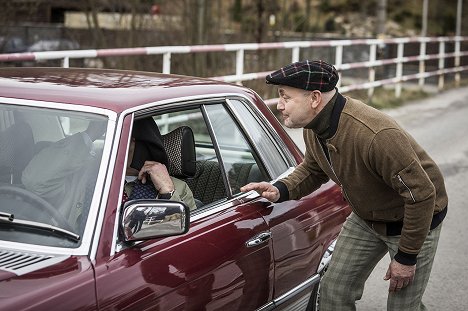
[138,161,174,193]
[240,182,280,202]
[384,259,416,292]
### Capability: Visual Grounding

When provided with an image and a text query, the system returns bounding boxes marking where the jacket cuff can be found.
[394,249,418,266]
[272,181,289,203]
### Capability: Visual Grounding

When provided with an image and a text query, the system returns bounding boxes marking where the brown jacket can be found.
[280,96,448,255]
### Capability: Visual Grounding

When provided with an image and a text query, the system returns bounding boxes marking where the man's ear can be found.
[310,90,322,109]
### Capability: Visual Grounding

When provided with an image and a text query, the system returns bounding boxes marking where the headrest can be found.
[0,121,35,183]
[0,121,34,171]
[162,126,196,178]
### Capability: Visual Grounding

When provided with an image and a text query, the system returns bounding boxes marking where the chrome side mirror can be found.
[121,200,190,242]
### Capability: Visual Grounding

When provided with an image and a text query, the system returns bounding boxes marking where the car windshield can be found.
[0,103,108,248]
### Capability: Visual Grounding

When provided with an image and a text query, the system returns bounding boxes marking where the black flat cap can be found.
[266,60,339,92]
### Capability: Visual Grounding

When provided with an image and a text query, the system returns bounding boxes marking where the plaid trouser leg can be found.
[320,212,442,311]
[384,224,442,311]
[320,212,388,311]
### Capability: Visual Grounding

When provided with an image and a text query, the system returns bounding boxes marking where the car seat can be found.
[161,126,196,179]
[0,120,34,184]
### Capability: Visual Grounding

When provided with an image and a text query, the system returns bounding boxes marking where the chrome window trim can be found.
[119,93,242,116]
[189,167,295,222]
[0,97,116,116]
[0,97,117,257]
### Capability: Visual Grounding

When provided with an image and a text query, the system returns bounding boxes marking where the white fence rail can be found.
[1,36,467,101]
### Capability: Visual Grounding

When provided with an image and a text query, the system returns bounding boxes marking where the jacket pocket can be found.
[392,160,435,203]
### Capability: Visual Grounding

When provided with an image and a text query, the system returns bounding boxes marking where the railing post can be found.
[236,49,244,85]
[438,41,445,90]
[418,39,426,88]
[455,36,461,87]
[292,46,300,63]
[163,52,171,74]
[395,42,404,98]
[62,57,69,68]
[335,45,343,88]
[368,44,377,97]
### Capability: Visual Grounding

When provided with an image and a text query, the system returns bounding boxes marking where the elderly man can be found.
[241,60,447,310]
[123,117,196,210]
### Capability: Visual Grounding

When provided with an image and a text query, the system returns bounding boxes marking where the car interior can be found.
[153,106,268,211]
[0,106,106,245]
[152,122,265,210]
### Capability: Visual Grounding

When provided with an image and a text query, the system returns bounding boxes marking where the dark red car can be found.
[0,68,349,311]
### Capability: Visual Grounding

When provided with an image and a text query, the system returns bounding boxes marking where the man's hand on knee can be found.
[384,259,416,292]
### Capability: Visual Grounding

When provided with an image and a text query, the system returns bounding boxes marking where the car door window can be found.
[154,107,227,208]
[153,103,269,208]
[204,104,269,196]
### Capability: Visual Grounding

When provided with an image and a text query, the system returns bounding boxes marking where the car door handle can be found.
[246,231,272,248]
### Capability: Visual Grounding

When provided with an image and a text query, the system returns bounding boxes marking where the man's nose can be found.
[277,98,284,110]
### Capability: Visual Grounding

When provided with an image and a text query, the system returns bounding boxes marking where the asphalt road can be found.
[284,86,468,310]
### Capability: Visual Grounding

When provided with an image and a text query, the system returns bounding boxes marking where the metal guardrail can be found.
[1,36,467,101]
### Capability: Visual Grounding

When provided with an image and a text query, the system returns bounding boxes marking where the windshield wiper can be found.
[0,212,80,242]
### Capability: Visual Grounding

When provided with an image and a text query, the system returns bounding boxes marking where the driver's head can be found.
[127,118,168,172]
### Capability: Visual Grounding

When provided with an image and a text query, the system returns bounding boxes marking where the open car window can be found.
[153,102,269,209]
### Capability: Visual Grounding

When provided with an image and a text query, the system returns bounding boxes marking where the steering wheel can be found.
[0,184,75,233]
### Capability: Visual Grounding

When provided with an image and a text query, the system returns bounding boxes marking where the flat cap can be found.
[266,60,339,92]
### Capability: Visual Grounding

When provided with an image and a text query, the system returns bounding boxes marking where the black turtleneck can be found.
[305,91,338,139]
[305,90,346,140]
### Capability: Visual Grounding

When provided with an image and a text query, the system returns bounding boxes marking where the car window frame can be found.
[112,93,297,254]
[130,95,297,202]
[150,98,291,202]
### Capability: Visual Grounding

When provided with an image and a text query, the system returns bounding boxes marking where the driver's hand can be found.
[138,161,174,194]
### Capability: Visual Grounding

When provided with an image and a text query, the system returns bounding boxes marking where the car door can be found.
[94,101,275,310]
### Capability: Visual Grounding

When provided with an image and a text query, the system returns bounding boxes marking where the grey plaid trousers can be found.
[320,212,442,311]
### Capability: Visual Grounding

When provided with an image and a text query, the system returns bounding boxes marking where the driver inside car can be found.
[122,117,196,211]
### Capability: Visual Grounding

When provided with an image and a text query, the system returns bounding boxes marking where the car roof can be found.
[0,67,257,113]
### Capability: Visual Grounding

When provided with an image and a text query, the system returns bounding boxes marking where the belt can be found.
[366,206,447,236]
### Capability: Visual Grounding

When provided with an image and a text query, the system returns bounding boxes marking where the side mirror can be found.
[120,200,190,242]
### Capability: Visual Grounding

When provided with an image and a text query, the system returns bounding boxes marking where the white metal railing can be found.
[1,36,467,101]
